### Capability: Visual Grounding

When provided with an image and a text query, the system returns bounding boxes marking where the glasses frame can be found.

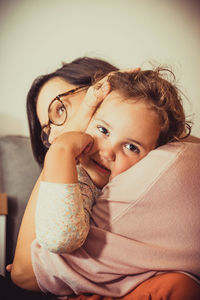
[40,85,88,148]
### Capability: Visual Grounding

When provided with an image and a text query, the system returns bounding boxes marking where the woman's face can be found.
[36,77,87,144]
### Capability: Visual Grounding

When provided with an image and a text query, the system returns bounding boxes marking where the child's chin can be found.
[94,178,109,189]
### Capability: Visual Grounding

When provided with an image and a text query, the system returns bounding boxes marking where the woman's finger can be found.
[97,67,140,84]
[61,81,111,133]
[120,67,140,73]
[82,81,110,107]
[6,264,13,272]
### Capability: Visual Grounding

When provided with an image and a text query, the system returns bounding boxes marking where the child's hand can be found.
[51,131,93,160]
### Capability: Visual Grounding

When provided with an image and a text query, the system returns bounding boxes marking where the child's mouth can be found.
[91,159,111,174]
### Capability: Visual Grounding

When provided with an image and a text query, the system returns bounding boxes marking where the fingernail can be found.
[101,82,110,93]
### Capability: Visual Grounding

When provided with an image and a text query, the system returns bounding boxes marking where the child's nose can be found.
[99,145,116,161]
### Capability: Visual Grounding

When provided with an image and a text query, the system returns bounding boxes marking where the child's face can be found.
[80,91,161,188]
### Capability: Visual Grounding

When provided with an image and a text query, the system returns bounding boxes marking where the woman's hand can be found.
[60,80,111,134]
[58,67,140,135]
[6,264,13,272]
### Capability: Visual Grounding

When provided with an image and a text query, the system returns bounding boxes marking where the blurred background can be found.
[0,0,199,137]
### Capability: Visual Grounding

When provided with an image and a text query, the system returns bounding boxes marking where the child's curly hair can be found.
[107,68,191,147]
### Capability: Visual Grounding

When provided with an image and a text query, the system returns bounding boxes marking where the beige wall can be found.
[0,0,199,137]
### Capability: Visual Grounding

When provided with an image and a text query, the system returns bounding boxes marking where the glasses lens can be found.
[41,126,51,149]
[49,99,67,125]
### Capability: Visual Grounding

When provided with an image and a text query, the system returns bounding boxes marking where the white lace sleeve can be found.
[35,167,100,254]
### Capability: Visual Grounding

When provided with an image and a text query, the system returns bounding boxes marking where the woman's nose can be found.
[48,125,63,144]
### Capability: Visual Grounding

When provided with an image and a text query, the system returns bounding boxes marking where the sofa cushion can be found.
[0,135,41,265]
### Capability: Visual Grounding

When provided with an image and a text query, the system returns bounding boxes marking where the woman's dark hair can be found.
[26,57,118,165]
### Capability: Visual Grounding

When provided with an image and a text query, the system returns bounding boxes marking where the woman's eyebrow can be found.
[57,95,71,106]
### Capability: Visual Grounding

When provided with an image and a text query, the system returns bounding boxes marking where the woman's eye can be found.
[56,104,65,116]
[50,101,67,124]
[125,143,140,154]
[97,126,109,136]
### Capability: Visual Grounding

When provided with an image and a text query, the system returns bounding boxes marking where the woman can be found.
[27,57,118,166]
[9,57,200,299]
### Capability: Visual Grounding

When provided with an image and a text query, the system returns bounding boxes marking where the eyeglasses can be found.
[41,85,88,148]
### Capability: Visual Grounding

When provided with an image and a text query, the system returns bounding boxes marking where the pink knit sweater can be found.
[31,141,200,298]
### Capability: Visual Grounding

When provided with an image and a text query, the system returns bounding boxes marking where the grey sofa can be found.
[0,135,41,274]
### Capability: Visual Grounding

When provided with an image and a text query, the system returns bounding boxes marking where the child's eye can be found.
[124,143,140,154]
[97,126,109,136]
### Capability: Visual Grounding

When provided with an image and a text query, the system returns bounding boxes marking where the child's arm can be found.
[42,131,92,183]
[36,131,95,253]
